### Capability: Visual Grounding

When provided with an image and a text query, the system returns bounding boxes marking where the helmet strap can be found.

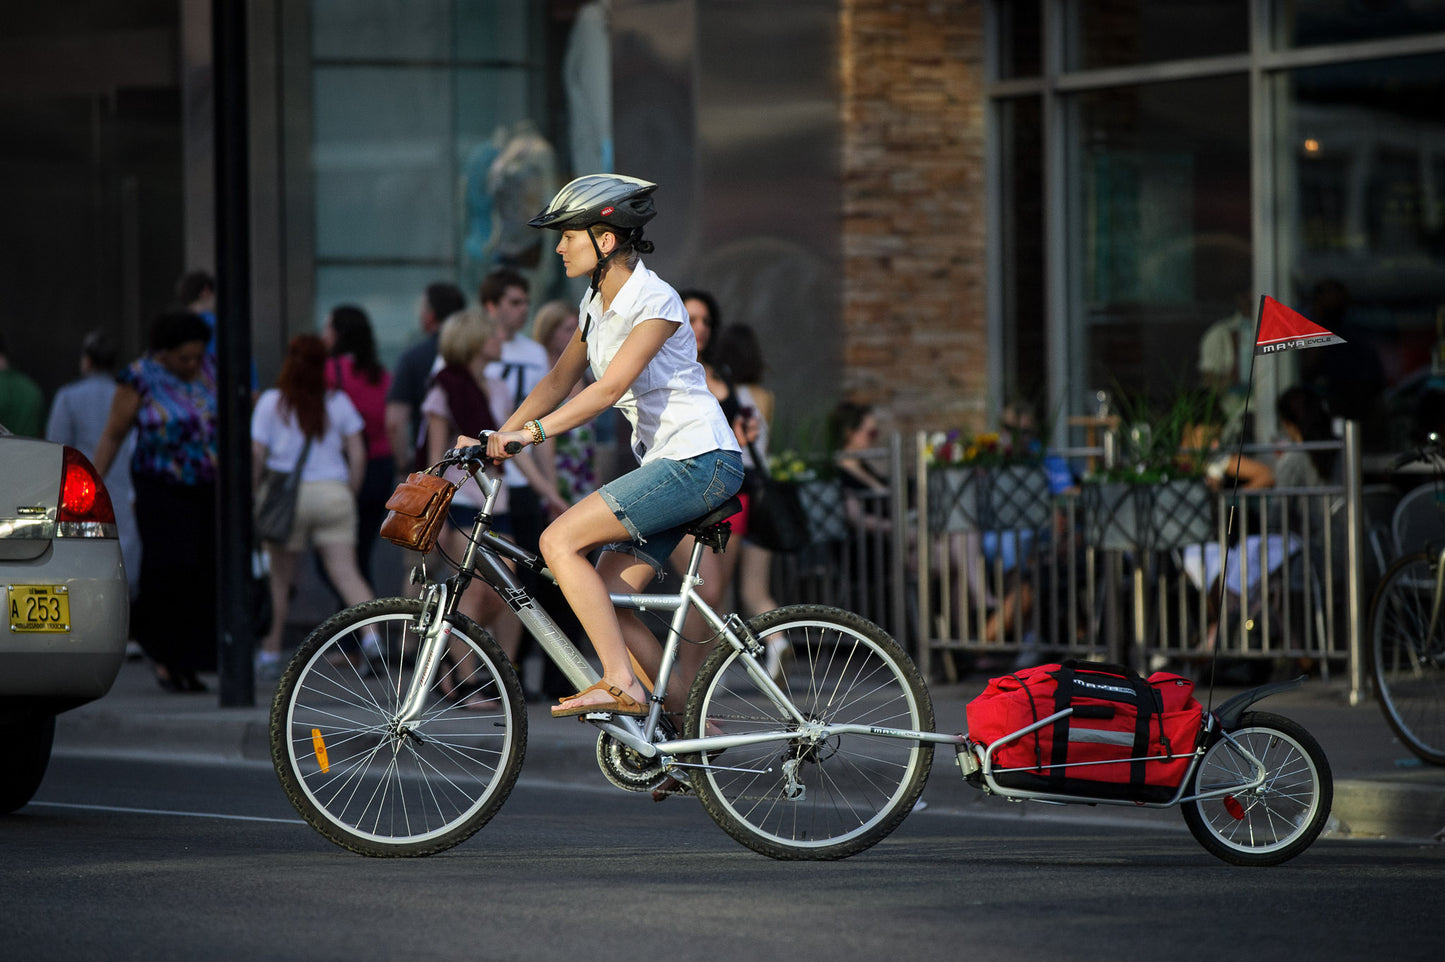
[582,227,624,343]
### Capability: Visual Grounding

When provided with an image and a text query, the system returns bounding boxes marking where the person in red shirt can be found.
[322,304,394,585]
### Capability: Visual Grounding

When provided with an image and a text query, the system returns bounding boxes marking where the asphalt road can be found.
[5,754,1443,962]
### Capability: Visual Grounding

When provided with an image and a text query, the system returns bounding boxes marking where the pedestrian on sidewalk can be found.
[251,334,374,682]
[92,311,218,693]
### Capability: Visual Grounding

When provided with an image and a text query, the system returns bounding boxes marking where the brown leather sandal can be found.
[550,680,648,718]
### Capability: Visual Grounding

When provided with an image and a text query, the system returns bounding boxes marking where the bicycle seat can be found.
[686,495,743,551]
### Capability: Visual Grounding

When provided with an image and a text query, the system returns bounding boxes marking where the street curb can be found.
[1331,777,1445,841]
[56,709,274,764]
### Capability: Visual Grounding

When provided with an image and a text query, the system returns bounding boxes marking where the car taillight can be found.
[57,446,117,534]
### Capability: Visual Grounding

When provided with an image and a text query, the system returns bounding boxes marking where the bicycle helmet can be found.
[530,174,659,339]
[528,173,657,232]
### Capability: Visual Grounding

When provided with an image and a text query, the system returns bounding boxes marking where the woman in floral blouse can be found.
[94,311,218,693]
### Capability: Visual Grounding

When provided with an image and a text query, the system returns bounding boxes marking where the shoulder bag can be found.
[379,464,456,553]
[254,436,312,544]
[744,441,810,554]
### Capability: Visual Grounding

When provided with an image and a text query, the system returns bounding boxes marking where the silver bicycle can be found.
[1369,437,1445,765]
[269,443,943,860]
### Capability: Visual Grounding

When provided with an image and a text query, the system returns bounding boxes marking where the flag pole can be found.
[1203,295,1267,713]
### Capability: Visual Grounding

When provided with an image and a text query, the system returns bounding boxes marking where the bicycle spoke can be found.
[687,605,933,860]
[271,600,526,856]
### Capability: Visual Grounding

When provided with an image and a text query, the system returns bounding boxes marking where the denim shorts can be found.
[598,449,745,571]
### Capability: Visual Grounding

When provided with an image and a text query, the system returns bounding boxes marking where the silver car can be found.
[0,426,128,813]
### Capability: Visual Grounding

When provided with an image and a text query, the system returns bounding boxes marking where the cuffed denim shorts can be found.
[598,449,745,572]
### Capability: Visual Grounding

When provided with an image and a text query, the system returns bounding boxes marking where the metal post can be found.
[889,432,909,651]
[1343,420,1366,706]
[213,0,255,707]
[914,431,932,678]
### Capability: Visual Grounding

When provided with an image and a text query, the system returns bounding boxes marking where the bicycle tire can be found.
[1180,711,1332,866]
[269,597,527,856]
[684,604,934,860]
[1369,554,1445,765]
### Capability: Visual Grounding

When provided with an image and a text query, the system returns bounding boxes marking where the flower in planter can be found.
[924,429,1041,467]
[767,450,829,482]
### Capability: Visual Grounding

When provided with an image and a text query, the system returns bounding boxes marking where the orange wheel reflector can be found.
[311,728,331,773]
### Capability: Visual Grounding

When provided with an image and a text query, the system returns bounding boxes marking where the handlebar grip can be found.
[504,440,524,455]
[443,444,486,464]
[1391,447,1425,470]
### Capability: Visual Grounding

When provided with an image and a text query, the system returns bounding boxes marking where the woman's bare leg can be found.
[537,492,648,711]
[260,547,297,658]
[737,542,778,618]
[316,542,373,607]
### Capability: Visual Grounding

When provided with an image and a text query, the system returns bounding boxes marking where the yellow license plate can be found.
[9,585,70,633]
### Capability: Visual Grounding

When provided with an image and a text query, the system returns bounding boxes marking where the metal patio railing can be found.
[767,423,1377,704]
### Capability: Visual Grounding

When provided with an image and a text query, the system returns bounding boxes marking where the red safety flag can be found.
[1253,294,1345,356]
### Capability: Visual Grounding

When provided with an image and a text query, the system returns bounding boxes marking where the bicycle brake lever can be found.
[443,444,487,464]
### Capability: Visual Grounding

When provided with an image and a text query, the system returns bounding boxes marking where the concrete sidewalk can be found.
[51,655,1445,844]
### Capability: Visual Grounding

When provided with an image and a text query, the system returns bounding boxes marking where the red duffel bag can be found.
[965,660,1204,802]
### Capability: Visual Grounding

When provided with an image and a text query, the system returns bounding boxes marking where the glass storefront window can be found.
[996,0,1042,79]
[1278,0,1445,49]
[997,96,1047,406]
[308,0,549,365]
[312,66,457,263]
[312,0,454,59]
[1280,52,1445,450]
[1068,0,1248,71]
[1072,75,1252,408]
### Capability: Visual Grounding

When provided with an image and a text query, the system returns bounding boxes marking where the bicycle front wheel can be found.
[1370,554,1445,765]
[1180,711,1332,866]
[269,598,527,856]
[685,604,934,860]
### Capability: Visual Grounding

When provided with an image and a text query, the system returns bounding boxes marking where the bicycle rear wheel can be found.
[1180,711,1332,866]
[269,597,527,856]
[684,604,934,860]
[1370,554,1445,765]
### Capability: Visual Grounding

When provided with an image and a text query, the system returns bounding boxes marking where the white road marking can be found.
[26,800,306,825]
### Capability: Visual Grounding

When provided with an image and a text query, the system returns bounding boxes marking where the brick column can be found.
[839,0,987,437]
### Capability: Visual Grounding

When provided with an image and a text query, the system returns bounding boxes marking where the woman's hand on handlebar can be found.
[445,434,489,467]
[486,430,530,461]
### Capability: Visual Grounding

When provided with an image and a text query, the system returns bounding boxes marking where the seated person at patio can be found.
[978,400,1080,664]
[1181,386,1335,649]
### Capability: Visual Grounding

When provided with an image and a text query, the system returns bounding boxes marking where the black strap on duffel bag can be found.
[1045,660,1164,794]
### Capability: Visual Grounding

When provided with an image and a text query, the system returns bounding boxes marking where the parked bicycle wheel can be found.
[1369,554,1445,764]
[684,604,933,860]
[1180,711,1332,866]
[269,598,527,856]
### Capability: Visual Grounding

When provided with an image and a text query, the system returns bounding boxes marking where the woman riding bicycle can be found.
[463,173,744,719]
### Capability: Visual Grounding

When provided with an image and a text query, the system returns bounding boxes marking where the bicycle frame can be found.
[397,462,966,767]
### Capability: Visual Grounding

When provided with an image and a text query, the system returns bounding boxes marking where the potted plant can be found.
[921,429,1053,533]
[1081,388,1217,552]
[767,449,851,544]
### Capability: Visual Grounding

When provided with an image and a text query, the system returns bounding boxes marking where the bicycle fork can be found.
[395,581,452,727]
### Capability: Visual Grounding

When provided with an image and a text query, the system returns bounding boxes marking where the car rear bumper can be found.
[0,539,127,702]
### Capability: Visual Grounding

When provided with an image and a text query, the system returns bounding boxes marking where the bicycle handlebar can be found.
[1390,433,1443,471]
[441,437,524,467]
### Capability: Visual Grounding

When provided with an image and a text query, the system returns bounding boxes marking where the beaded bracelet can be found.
[525,419,547,445]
